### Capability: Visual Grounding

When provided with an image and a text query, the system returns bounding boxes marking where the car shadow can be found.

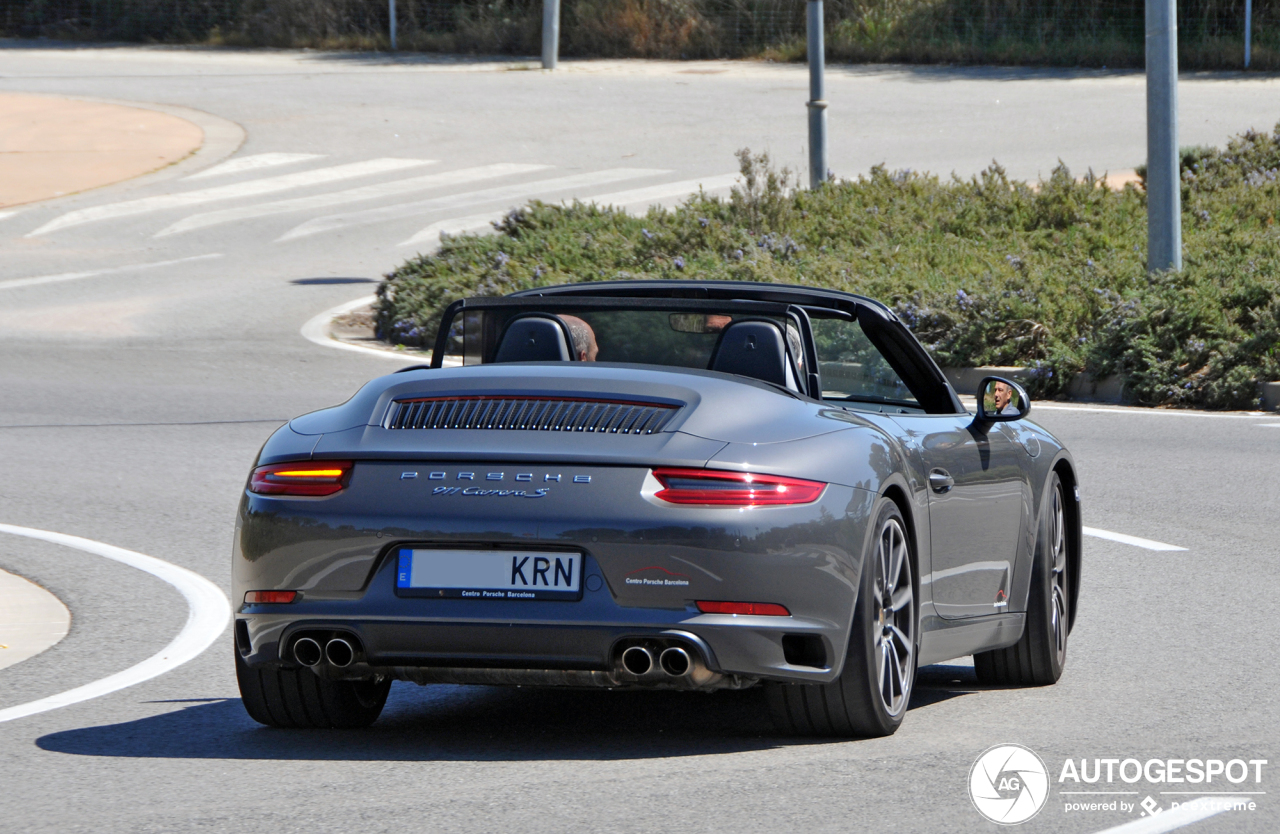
[37,666,973,761]
[912,663,982,704]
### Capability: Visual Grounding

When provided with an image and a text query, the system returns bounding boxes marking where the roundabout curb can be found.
[0,568,70,672]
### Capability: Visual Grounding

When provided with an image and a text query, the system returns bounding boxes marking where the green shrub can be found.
[378,124,1280,409]
[6,0,1279,70]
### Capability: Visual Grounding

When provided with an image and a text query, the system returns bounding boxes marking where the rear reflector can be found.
[696,600,791,616]
[244,590,298,604]
[652,468,825,506]
[250,461,352,496]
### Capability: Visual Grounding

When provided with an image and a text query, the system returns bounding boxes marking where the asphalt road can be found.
[0,44,1277,834]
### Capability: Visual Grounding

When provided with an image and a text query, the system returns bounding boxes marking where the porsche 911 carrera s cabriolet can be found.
[233,280,1080,737]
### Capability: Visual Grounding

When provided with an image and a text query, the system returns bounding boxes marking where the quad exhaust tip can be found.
[659,646,692,677]
[620,645,654,676]
[325,638,355,668]
[293,637,323,667]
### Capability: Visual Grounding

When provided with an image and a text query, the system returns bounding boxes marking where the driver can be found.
[992,381,1018,415]
[559,315,599,362]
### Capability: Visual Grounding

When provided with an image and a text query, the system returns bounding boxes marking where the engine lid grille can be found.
[385,396,678,435]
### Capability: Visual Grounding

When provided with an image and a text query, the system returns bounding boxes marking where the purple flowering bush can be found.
[380,128,1280,409]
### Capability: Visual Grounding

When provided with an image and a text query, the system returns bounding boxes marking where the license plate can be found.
[395,548,582,601]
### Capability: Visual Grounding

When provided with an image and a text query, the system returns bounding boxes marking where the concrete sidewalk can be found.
[0,567,70,672]
[0,92,204,208]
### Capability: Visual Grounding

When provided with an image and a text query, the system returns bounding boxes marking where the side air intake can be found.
[384,397,678,435]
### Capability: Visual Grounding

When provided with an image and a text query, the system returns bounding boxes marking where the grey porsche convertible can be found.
[233,280,1080,737]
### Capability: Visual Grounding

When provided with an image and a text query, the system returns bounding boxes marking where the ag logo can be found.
[968,744,1050,825]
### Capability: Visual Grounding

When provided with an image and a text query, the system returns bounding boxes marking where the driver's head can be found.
[993,381,1013,408]
[559,315,598,362]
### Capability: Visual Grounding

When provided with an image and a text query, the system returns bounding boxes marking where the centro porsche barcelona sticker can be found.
[625,565,691,587]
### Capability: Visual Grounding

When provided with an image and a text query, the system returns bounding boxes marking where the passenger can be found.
[559,315,599,361]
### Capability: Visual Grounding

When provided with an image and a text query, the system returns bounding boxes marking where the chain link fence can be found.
[2,0,1275,68]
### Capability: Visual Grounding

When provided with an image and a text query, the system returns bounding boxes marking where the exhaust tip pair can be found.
[293,636,356,668]
[620,645,693,678]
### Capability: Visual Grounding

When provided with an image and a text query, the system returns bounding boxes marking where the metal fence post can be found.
[806,0,827,189]
[1146,0,1182,272]
[389,0,397,51]
[542,0,561,70]
[1245,0,1253,68]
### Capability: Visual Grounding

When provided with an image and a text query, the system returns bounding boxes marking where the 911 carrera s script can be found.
[430,486,550,498]
[395,548,582,601]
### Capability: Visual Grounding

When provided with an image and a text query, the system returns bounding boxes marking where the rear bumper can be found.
[234,466,877,685]
[238,555,849,685]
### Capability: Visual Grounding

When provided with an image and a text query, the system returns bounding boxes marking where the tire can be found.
[235,640,391,729]
[974,473,1070,686]
[766,500,918,738]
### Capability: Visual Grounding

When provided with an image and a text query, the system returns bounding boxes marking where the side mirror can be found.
[977,376,1031,422]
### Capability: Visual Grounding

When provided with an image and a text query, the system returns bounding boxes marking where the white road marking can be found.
[183,152,325,180]
[0,253,223,292]
[27,158,433,236]
[155,163,550,238]
[1083,526,1187,551]
[576,173,739,209]
[1089,796,1231,833]
[300,295,423,362]
[0,209,21,222]
[1034,403,1270,419]
[0,523,230,724]
[279,167,670,242]
[398,212,501,247]
[393,174,737,247]
[1257,423,1280,427]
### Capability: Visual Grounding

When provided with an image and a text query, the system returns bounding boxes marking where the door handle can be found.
[928,469,955,493]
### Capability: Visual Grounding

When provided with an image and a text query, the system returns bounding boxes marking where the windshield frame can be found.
[430,290,964,415]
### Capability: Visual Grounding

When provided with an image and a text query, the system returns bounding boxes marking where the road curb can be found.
[301,295,425,362]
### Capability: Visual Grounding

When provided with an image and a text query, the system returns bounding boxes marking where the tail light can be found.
[244,591,298,604]
[697,600,791,616]
[651,468,825,506]
[250,461,352,496]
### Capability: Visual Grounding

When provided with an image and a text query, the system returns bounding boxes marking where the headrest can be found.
[492,315,574,363]
[709,320,788,387]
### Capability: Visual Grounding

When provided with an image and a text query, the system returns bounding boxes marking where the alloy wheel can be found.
[1049,485,1069,665]
[872,517,915,718]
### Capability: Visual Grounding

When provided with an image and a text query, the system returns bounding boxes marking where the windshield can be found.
[811,316,918,407]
